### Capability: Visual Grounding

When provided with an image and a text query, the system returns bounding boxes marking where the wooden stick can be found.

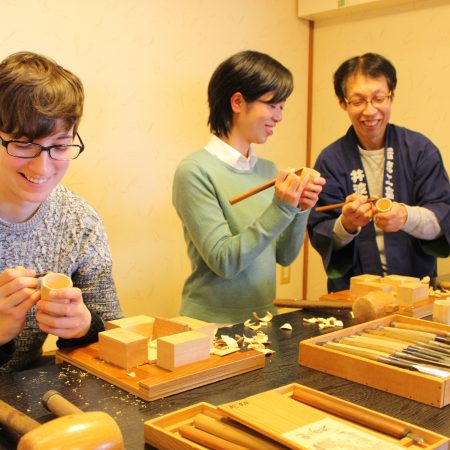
[292,387,424,443]
[391,321,450,338]
[273,299,352,309]
[315,196,377,212]
[193,413,284,450]
[178,425,248,450]
[229,168,303,205]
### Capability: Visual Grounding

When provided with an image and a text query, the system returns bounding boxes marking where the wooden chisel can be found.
[323,341,450,378]
[391,320,450,338]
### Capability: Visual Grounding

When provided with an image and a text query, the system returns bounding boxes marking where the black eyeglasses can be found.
[0,133,85,160]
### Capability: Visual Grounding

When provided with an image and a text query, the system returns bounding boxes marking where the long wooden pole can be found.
[302,20,315,300]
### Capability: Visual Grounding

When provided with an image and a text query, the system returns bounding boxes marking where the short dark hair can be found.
[333,53,397,103]
[208,50,293,137]
[0,51,84,140]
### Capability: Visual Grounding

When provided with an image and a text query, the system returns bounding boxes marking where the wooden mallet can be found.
[0,396,124,449]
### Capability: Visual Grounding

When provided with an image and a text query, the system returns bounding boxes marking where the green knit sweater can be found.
[172,149,309,323]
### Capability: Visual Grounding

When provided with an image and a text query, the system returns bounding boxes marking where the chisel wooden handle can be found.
[178,425,248,450]
[292,389,411,440]
[229,168,303,205]
[274,299,352,309]
[41,390,83,417]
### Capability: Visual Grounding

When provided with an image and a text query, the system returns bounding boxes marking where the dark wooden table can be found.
[1,309,449,449]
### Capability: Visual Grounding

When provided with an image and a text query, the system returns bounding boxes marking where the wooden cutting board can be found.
[56,343,265,401]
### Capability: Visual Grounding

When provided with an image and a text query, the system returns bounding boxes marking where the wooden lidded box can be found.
[144,383,449,449]
[299,314,450,407]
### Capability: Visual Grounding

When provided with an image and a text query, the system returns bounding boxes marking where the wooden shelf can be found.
[298,0,415,21]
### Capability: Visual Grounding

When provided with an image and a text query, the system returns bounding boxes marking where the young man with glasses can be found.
[0,51,123,373]
[308,52,450,292]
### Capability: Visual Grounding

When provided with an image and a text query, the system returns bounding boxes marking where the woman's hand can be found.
[0,267,40,345]
[298,174,326,211]
[36,287,92,339]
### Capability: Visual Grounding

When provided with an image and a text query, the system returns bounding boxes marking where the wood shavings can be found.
[252,311,273,323]
[304,316,343,330]
[127,371,137,377]
[211,347,240,356]
[219,335,239,348]
[421,276,430,285]
[429,287,450,298]
[280,323,293,330]
[244,319,261,331]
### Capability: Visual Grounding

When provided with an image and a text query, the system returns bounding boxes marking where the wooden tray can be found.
[299,314,450,407]
[144,383,449,449]
[56,343,265,401]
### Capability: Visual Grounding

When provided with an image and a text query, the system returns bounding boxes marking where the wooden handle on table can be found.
[178,425,248,450]
[391,321,450,338]
[194,414,284,450]
[41,390,83,417]
[0,400,40,436]
[229,168,303,205]
[292,388,411,440]
[274,299,352,309]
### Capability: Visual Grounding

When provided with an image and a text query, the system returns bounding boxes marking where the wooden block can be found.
[172,316,217,345]
[397,282,429,305]
[157,331,211,371]
[106,315,155,338]
[98,328,148,369]
[349,274,381,293]
[382,275,421,293]
[350,280,392,298]
[152,317,189,340]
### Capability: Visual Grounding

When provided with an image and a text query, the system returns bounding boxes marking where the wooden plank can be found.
[56,344,265,401]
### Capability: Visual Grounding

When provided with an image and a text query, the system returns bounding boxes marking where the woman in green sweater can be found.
[173,50,325,324]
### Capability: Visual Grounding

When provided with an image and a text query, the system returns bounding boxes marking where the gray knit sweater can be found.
[0,185,123,373]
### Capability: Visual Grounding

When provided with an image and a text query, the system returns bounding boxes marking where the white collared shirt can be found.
[204,134,257,171]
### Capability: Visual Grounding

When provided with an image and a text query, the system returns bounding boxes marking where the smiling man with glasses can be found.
[0,51,123,373]
[308,52,450,293]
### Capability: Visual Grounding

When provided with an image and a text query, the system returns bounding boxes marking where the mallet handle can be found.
[0,399,40,436]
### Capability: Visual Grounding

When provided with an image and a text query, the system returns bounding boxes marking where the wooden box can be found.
[299,314,450,407]
[144,383,449,449]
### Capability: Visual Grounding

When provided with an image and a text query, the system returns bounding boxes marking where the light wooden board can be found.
[56,343,265,401]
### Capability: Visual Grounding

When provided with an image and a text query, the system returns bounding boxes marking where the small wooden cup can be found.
[40,273,73,302]
[375,198,392,213]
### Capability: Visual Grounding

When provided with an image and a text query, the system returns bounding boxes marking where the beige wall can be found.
[1,1,310,318]
[307,0,450,300]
